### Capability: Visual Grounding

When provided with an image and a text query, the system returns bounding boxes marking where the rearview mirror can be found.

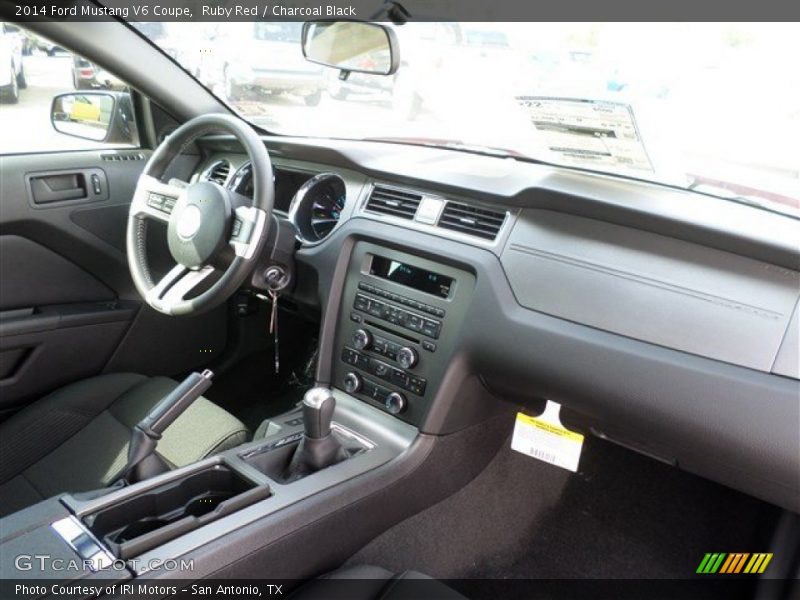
[51,91,137,144]
[302,21,399,75]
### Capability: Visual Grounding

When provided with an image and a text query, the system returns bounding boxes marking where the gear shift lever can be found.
[286,386,347,478]
[302,386,336,439]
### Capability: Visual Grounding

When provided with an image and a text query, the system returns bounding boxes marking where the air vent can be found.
[438,201,506,240]
[100,151,145,161]
[365,185,422,220]
[204,161,231,186]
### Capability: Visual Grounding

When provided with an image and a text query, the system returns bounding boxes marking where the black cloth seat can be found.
[290,565,467,600]
[0,373,248,517]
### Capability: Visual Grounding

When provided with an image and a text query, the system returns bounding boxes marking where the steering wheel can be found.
[126,114,273,316]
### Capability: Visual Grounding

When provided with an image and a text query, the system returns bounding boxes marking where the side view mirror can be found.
[50,91,137,145]
[301,21,399,76]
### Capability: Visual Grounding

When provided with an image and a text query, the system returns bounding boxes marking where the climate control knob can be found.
[384,392,407,415]
[343,372,362,394]
[352,329,372,351]
[397,346,418,369]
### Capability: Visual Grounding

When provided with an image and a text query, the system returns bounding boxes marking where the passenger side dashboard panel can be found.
[501,209,800,374]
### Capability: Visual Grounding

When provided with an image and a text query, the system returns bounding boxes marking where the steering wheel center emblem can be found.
[176,204,203,239]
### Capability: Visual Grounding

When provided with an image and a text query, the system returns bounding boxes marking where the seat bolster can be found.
[109,377,249,468]
[0,373,147,484]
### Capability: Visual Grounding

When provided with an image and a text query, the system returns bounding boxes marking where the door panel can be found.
[0,149,227,414]
[0,235,114,309]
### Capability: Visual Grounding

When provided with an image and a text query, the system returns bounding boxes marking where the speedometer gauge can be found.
[288,173,347,244]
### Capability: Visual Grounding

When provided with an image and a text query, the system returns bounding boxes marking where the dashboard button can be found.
[373,361,390,378]
[408,376,427,396]
[367,301,384,318]
[421,319,441,339]
[391,368,410,388]
[341,348,358,366]
[354,294,369,311]
[405,314,423,332]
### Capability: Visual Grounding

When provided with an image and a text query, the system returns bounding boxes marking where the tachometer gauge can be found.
[289,173,347,244]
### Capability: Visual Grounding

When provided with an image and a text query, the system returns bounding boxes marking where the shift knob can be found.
[302,386,335,439]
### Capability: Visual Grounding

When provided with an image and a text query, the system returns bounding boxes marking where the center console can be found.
[333,242,475,425]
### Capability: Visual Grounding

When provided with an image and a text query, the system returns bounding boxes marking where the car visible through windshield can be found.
[136,21,800,217]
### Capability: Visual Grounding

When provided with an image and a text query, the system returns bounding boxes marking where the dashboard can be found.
[192,136,800,515]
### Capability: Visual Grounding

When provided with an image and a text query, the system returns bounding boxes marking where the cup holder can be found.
[83,465,270,559]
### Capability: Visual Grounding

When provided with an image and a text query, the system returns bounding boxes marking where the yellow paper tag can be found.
[511,402,584,472]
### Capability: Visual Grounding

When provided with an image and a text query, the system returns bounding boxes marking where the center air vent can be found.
[438,201,506,240]
[204,160,231,186]
[365,185,422,220]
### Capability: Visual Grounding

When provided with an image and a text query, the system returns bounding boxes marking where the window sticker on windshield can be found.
[511,403,584,472]
[516,97,654,172]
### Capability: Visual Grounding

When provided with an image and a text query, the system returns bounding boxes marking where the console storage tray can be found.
[83,465,269,559]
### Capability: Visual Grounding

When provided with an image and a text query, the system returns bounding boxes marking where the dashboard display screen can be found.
[369,256,453,298]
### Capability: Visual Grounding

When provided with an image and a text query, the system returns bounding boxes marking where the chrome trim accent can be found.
[331,421,376,451]
[302,386,332,409]
[231,206,267,259]
[288,172,347,246]
[51,516,115,573]
[146,265,215,314]
[360,181,514,248]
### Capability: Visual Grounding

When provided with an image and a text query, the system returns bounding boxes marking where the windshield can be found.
[139,22,800,217]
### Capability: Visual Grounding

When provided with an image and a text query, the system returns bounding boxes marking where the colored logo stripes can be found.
[697,553,773,574]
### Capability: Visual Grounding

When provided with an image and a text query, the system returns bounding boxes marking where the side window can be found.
[0,24,139,154]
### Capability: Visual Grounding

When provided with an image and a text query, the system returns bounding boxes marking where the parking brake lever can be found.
[121,369,214,485]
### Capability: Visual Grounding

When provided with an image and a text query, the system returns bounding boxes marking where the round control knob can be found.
[352,329,372,351]
[343,372,362,394]
[397,346,418,370]
[384,392,407,415]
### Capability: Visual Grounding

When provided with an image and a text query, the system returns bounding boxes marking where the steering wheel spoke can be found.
[127,114,273,316]
[146,264,215,314]
[230,206,268,259]
[131,174,186,223]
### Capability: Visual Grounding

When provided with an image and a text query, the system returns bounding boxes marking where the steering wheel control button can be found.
[352,329,373,351]
[384,392,407,415]
[343,372,362,394]
[397,346,418,369]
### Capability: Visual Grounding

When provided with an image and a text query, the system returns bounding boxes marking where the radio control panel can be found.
[333,242,475,425]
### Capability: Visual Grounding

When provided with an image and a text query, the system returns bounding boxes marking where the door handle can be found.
[26,168,108,206]
[29,173,86,203]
